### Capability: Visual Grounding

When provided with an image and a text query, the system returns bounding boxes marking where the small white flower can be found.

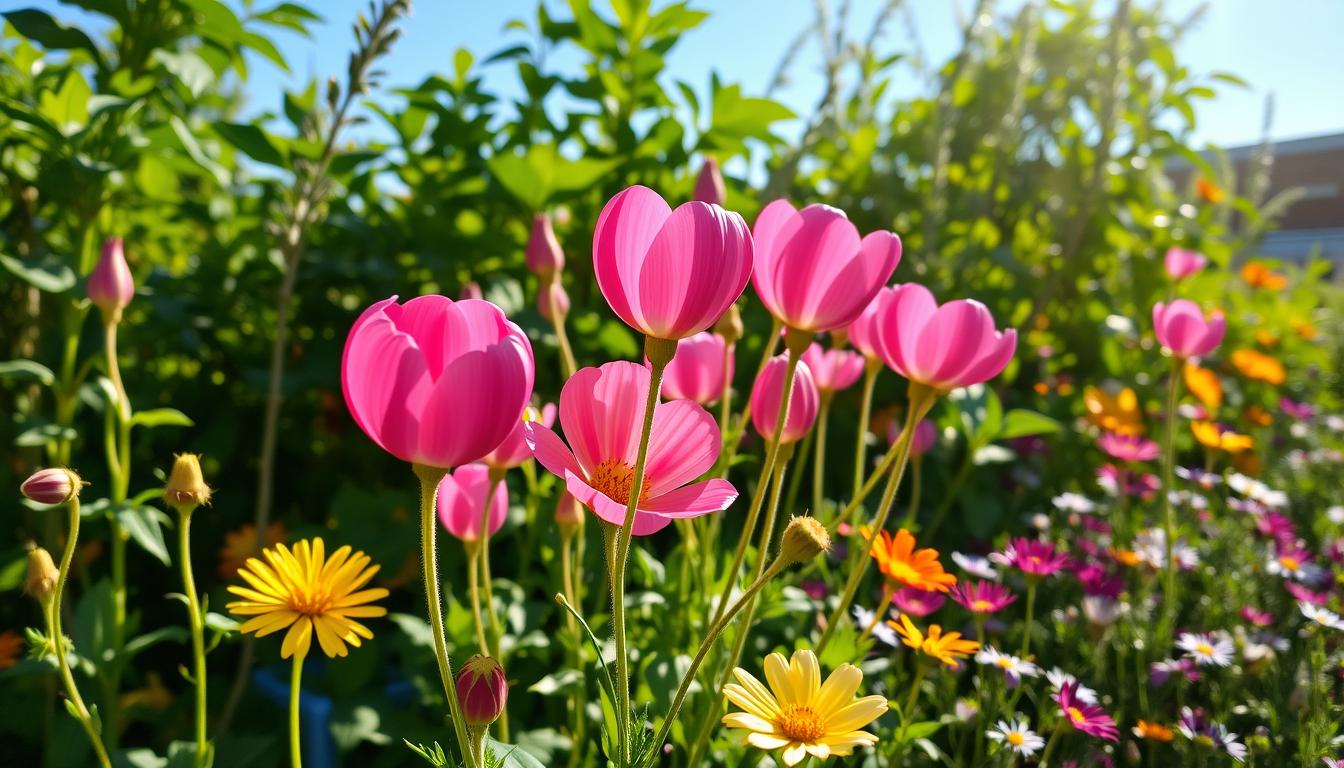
[1328,506,1344,525]
[1214,725,1247,763]
[1052,492,1095,513]
[1267,551,1325,583]
[951,552,998,580]
[1176,631,1235,667]
[987,718,1045,757]
[1299,602,1344,631]
[975,646,1042,683]
[1176,466,1222,488]
[852,605,899,647]
[1046,669,1098,704]
[1134,528,1201,570]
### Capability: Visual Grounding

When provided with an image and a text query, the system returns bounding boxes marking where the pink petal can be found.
[913,300,992,386]
[751,199,801,315]
[956,329,1018,387]
[640,478,738,518]
[644,399,721,496]
[769,205,859,328]
[560,362,650,472]
[806,230,902,330]
[419,341,532,467]
[566,471,670,535]
[525,422,583,481]
[639,202,752,338]
[341,298,432,464]
[877,283,937,378]
[593,186,673,335]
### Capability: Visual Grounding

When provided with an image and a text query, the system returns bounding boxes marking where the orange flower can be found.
[1241,261,1287,290]
[1133,720,1175,742]
[1195,176,1225,204]
[1083,386,1144,436]
[1230,349,1286,385]
[1109,548,1143,568]
[1291,318,1318,340]
[1182,364,1222,410]
[870,529,957,593]
[1191,421,1254,454]
[217,522,288,578]
[1244,405,1272,427]
[888,614,980,668]
[0,630,22,670]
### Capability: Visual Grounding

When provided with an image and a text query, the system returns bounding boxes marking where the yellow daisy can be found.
[226,537,388,659]
[721,648,886,766]
[889,614,980,668]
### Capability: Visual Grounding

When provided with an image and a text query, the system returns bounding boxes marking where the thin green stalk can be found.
[1038,722,1066,767]
[560,530,587,768]
[858,583,895,643]
[897,663,927,743]
[289,655,303,768]
[925,445,973,538]
[178,508,209,766]
[466,543,490,655]
[413,464,474,768]
[899,459,924,530]
[103,318,132,749]
[478,472,510,741]
[811,392,833,516]
[1159,355,1182,644]
[851,360,880,498]
[1020,580,1038,659]
[833,431,905,530]
[549,284,578,379]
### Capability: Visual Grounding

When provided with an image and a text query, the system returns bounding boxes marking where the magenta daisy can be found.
[1056,681,1118,741]
[989,538,1071,577]
[892,586,946,618]
[950,580,1017,615]
[1097,432,1159,462]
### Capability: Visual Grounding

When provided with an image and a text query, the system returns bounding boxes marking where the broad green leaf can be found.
[123,626,188,658]
[214,122,288,167]
[14,423,77,448]
[0,359,56,386]
[115,504,173,566]
[997,409,1062,439]
[153,50,215,98]
[38,70,91,135]
[131,408,194,429]
[2,9,102,63]
[486,739,547,768]
[0,253,77,293]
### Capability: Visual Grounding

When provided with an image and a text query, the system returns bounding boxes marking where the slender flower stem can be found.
[1038,722,1066,767]
[414,464,473,768]
[898,663,927,741]
[925,447,973,539]
[560,530,587,768]
[477,472,510,741]
[102,318,131,749]
[852,360,880,498]
[717,338,735,441]
[609,336,676,764]
[833,431,905,530]
[898,459,924,530]
[466,543,490,655]
[49,496,113,768]
[858,583,896,643]
[1159,355,1182,644]
[811,392,833,516]
[1020,579,1039,659]
[177,508,209,766]
[817,387,937,653]
[289,655,304,768]
[550,288,578,379]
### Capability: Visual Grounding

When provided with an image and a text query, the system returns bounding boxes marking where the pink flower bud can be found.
[538,279,570,321]
[526,213,565,278]
[910,419,937,456]
[693,157,726,206]
[1164,247,1207,280]
[750,355,820,444]
[458,281,484,301]
[87,238,134,320]
[456,654,508,727]
[21,468,81,505]
[555,490,583,535]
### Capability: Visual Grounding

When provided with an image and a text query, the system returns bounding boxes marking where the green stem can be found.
[289,655,303,768]
[832,428,906,530]
[1020,580,1038,659]
[811,392,833,516]
[858,583,895,643]
[178,508,209,766]
[50,496,113,768]
[851,360,880,498]
[561,530,587,768]
[1038,722,1065,768]
[899,459,924,530]
[103,318,131,750]
[414,464,474,768]
[477,472,510,741]
[897,664,927,743]
[925,445,973,539]
[1159,355,1182,644]
[549,286,578,379]
[466,543,490,655]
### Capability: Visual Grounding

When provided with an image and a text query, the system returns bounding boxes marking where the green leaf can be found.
[14,423,77,448]
[204,612,239,635]
[899,720,943,742]
[252,2,322,35]
[115,505,173,566]
[997,409,1061,440]
[214,122,288,167]
[153,50,215,98]
[0,359,56,386]
[487,144,620,209]
[74,579,116,665]
[0,253,76,293]
[485,739,547,768]
[123,626,188,658]
[131,408,194,429]
[528,669,581,696]
[3,9,102,62]
[38,70,91,134]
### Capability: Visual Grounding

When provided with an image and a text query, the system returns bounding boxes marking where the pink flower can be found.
[661,332,731,405]
[752,200,901,332]
[1241,607,1274,628]
[1097,432,1160,462]
[481,404,556,470]
[593,185,752,340]
[538,279,570,321]
[459,282,484,301]
[892,586,946,617]
[750,355,820,444]
[456,654,508,727]
[436,464,508,542]
[1153,300,1225,358]
[874,284,1017,392]
[843,286,893,359]
[87,237,134,319]
[909,420,937,456]
[693,156,726,206]
[801,343,865,393]
[1284,581,1331,606]
[526,361,737,535]
[526,213,565,278]
[950,580,1016,614]
[1057,681,1119,741]
[341,295,535,469]
[990,538,1070,577]
[1164,247,1207,280]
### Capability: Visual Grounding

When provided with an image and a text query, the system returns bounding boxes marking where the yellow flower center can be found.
[776,704,827,742]
[1067,707,1086,725]
[972,600,993,612]
[1194,642,1214,656]
[1280,556,1300,571]
[588,459,650,505]
[995,657,1015,669]
[1007,731,1025,747]
[287,582,336,617]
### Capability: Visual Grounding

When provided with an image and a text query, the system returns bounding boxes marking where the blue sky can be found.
[23,0,1344,148]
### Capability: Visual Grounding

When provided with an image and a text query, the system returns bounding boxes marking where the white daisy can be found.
[852,605,900,647]
[951,552,998,580]
[1052,492,1095,513]
[1266,551,1325,583]
[1214,725,1247,763]
[974,646,1042,683]
[1176,631,1235,667]
[1299,602,1344,631]
[1045,668,1098,704]
[1134,528,1201,570]
[987,718,1045,757]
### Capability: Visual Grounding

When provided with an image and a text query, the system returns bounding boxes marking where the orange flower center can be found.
[1006,731,1025,747]
[287,583,335,617]
[1280,556,1300,571]
[588,459,650,505]
[1067,707,1086,725]
[776,704,827,742]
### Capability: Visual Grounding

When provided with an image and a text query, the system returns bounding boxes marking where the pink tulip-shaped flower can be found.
[874,284,1017,392]
[436,463,508,542]
[527,213,565,278]
[593,185,752,340]
[750,356,820,444]
[693,157,726,206]
[801,343,865,393]
[1153,300,1225,359]
[87,238,134,320]
[481,404,557,471]
[1164,247,1207,280]
[661,332,732,405]
[844,286,894,360]
[342,295,535,469]
[752,200,901,332]
[526,361,737,536]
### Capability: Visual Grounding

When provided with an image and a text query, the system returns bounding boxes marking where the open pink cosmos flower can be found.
[1097,432,1160,462]
[990,538,1071,577]
[661,332,731,405]
[1164,247,1207,280]
[437,464,508,542]
[593,185,752,340]
[1056,681,1119,741]
[752,200,901,332]
[1153,300,1225,359]
[526,361,736,535]
[750,355,820,444]
[342,295,535,469]
[874,284,1017,392]
[801,343,865,393]
[481,404,556,470]
[950,580,1017,614]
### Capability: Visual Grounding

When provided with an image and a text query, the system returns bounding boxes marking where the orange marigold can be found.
[1182,364,1222,410]
[1291,318,1318,340]
[1191,421,1254,454]
[1230,348,1286,385]
[1244,405,1272,427]
[870,529,957,593]
[1195,176,1225,204]
[1241,261,1288,290]
[1083,386,1144,436]
[1133,720,1175,742]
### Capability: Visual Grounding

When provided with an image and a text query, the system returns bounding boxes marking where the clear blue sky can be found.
[23,0,1344,147]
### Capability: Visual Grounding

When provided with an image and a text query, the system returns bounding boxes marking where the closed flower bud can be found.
[555,491,583,536]
[714,303,744,344]
[693,156,726,206]
[87,238,135,321]
[20,468,81,505]
[456,654,508,727]
[526,213,565,278]
[779,516,830,565]
[25,547,59,602]
[538,278,570,321]
[458,281,484,301]
[164,454,211,512]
